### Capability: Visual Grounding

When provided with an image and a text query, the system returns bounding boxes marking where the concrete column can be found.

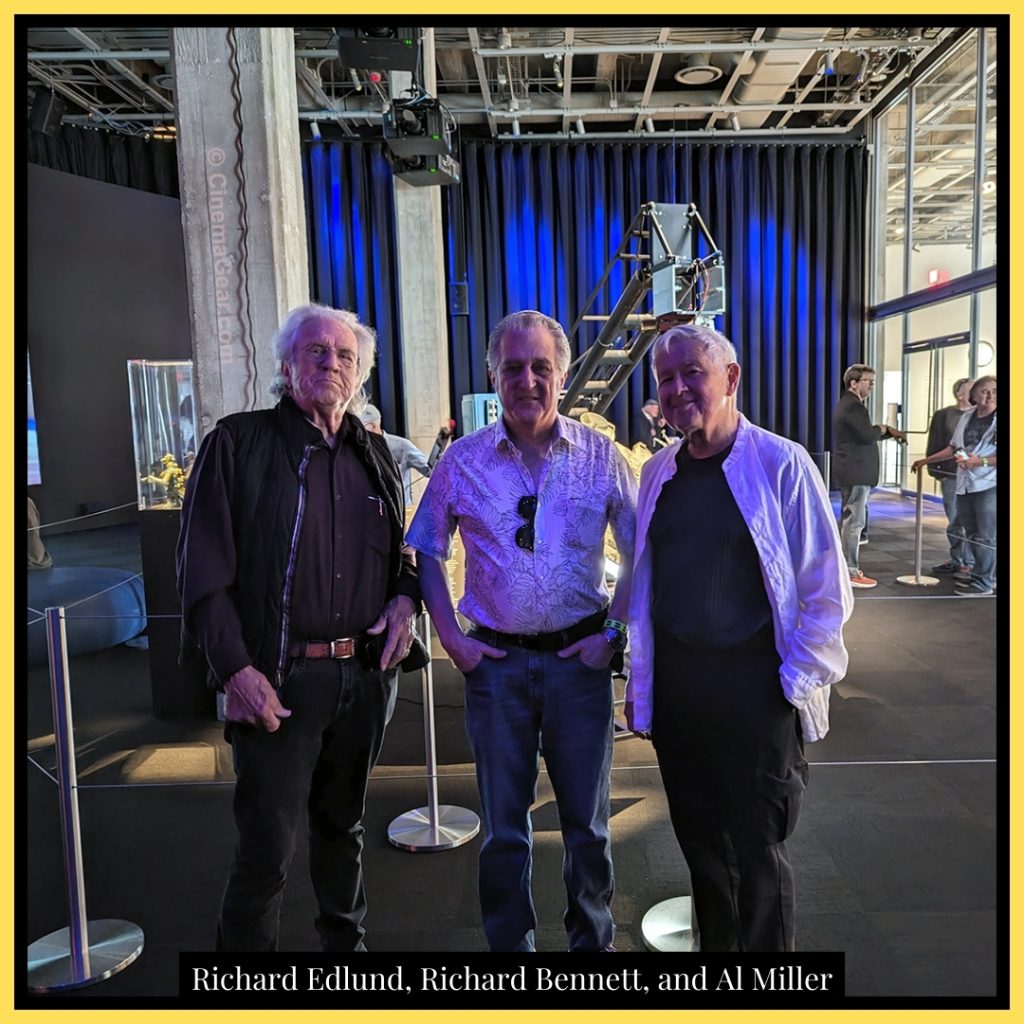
[171,27,309,433]
[391,29,452,460]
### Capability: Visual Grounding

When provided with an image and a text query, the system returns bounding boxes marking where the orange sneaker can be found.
[849,572,878,589]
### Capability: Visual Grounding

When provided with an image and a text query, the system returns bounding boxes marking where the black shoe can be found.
[931,561,960,575]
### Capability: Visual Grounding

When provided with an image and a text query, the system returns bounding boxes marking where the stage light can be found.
[512,118,521,137]
[644,118,655,133]
[575,118,585,135]
[336,27,419,73]
[310,120,321,141]
[729,113,741,132]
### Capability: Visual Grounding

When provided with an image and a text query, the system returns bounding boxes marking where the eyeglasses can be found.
[515,495,537,551]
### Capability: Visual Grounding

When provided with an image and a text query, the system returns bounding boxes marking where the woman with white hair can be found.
[913,375,997,596]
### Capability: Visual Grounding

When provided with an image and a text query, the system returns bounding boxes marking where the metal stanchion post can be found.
[27,606,144,992]
[388,611,480,851]
[896,468,940,587]
[642,897,695,952]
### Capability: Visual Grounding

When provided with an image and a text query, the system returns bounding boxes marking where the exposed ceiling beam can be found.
[561,27,574,135]
[294,60,356,136]
[632,27,670,133]
[705,26,765,131]
[64,27,174,111]
[466,27,497,137]
[28,62,102,117]
[474,37,932,58]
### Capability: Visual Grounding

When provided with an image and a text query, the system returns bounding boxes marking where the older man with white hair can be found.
[177,303,419,952]
[626,322,852,952]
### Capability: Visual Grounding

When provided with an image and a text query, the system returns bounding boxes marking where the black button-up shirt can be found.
[288,423,391,641]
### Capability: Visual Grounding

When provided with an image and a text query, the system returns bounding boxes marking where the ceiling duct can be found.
[730,27,831,129]
[674,53,722,86]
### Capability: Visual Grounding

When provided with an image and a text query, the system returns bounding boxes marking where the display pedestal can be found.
[139,510,214,719]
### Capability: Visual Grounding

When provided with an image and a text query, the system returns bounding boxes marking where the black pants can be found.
[217,658,397,951]
[652,626,806,952]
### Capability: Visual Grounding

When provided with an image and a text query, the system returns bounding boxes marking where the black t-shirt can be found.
[963,410,995,452]
[648,442,773,649]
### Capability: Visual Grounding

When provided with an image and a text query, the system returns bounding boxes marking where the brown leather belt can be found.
[288,635,368,660]
[469,608,607,653]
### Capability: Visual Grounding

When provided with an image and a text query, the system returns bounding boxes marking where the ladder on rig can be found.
[559,201,726,418]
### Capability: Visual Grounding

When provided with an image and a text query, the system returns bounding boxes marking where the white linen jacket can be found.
[626,414,853,742]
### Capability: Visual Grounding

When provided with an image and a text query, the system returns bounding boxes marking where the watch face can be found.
[602,628,627,653]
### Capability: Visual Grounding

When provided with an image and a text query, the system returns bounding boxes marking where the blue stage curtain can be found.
[443,141,866,456]
[302,139,407,433]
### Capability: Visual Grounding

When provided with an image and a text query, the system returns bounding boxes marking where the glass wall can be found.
[869,27,998,492]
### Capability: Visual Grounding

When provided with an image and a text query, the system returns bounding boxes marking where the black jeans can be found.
[217,658,397,951]
[652,625,806,952]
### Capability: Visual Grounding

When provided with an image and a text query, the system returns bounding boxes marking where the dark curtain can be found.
[41,129,866,455]
[27,124,180,198]
[443,140,866,456]
[301,140,408,435]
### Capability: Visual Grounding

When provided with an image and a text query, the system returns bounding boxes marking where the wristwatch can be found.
[602,625,628,653]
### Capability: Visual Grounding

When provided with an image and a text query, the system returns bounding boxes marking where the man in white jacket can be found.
[626,322,852,952]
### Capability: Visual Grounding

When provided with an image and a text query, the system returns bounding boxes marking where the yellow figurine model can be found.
[140,452,187,506]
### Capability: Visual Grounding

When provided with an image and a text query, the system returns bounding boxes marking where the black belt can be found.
[469,609,607,653]
[288,635,369,660]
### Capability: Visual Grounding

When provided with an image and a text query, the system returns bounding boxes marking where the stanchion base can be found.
[895,574,941,586]
[27,919,144,992]
[642,896,694,952]
[388,804,481,852]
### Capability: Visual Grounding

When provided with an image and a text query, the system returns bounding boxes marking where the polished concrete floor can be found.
[21,490,1003,1006]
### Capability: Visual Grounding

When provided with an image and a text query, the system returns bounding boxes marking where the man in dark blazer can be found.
[832,364,905,588]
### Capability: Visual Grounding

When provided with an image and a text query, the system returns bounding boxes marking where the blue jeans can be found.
[957,486,997,590]
[218,658,397,951]
[464,643,615,952]
[839,485,871,573]
[939,475,970,568]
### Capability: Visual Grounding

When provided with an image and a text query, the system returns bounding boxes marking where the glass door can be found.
[902,333,972,495]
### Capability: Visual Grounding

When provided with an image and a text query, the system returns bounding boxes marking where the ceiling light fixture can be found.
[644,117,655,133]
[497,28,512,50]
[512,117,521,137]
[349,69,363,92]
[674,52,722,86]
[553,55,564,89]
[575,118,585,135]
[822,49,837,76]
[729,113,741,132]
[310,120,321,141]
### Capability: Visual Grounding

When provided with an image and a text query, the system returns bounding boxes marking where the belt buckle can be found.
[329,637,356,659]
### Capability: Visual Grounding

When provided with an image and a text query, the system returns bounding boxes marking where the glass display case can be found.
[127,359,200,510]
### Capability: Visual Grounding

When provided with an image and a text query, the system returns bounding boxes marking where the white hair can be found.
[487,310,572,376]
[652,322,737,370]
[269,303,377,415]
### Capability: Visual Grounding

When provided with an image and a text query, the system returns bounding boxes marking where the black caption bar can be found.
[178,952,846,1009]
